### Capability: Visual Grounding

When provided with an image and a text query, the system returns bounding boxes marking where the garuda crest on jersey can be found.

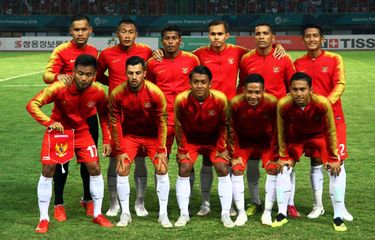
[182,67,189,74]
[321,66,328,73]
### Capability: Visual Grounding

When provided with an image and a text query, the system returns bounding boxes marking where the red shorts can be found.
[121,135,164,165]
[232,144,277,172]
[166,125,175,155]
[335,121,348,160]
[286,136,328,163]
[41,130,98,165]
[179,144,229,165]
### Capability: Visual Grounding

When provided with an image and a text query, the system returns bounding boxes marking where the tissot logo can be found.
[329,39,339,48]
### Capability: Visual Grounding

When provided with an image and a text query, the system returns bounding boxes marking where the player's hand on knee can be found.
[277,159,292,173]
[57,74,73,85]
[102,143,111,157]
[116,153,129,174]
[48,122,64,133]
[325,161,341,176]
[231,157,243,168]
[216,149,231,162]
[176,152,190,163]
[152,48,164,62]
[155,152,168,171]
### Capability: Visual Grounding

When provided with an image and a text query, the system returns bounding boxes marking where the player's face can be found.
[303,28,324,51]
[208,24,229,50]
[290,80,311,107]
[162,31,181,55]
[255,25,275,50]
[190,73,211,101]
[70,20,92,47]
[243,82,264,107]
[126,63,145,91]
[73,65,96,91]
[117,23,137,48]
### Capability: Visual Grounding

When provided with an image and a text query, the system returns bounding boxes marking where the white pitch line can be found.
[0,84,46,87]
[0,71,44,82]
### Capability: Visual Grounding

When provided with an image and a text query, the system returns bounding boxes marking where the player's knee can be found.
[310,157,323,166]
[265,162,279,175]
[179,164,193,177]
[85,162,101,176]
[232,169,244,176]
[117,164,130,176]
[214,163,229,177]
[42,164,56,177]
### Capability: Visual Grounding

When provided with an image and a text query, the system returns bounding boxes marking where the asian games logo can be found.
[182,67,189,74]
[228,58,234,64]
[321,66,328,73]
[55,143,68,158]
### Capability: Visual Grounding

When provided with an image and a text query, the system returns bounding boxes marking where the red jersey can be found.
[43,40,98,84]
[238,48,295,99]
[229,93,278,158]
[96,43,152,94]
[109,80,167,154]
[174,89,229,154]
[146,51,200,126]
[294,50,345,122]
[26,81,110,144]
[193,44,248,100]
[277,93,338,162]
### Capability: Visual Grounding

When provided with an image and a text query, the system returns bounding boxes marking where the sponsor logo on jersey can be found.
[182,67,189,74]
[208,110,216,116]
[204,60,213,64]
[112,59,120,63]
[55,143,68,158]
[228,58,234,64]
[157,70,166,74]
[322,66,328,73]
[273,66,280,73]
[144,102,152,108]
[87,101,96,108]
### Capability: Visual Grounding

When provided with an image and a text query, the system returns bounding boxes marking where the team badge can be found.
[55,143,68,158]
[182,67,189,74]
[208,110,216,116]
[144,102,152,108]
[322,66,328,73]
[228,58,234,64]
[273,66,280,73]
[87,101,96,108]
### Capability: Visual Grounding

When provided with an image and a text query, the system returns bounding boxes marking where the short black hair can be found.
[117,18,137,31]
[189,65,212,81]
[126,56,145,70]
[302,24,323,36]
[255,22,274,34]
[290,72,312,88]
[208,20,229,33]
[74,54,97,68]
[71,14,90,25]
[244,74,264,87]
[161,25,181,38]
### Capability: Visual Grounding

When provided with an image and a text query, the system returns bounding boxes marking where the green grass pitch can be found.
[0,51,374,239]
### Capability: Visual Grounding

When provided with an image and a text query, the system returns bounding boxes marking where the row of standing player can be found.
[30,14,352,233]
